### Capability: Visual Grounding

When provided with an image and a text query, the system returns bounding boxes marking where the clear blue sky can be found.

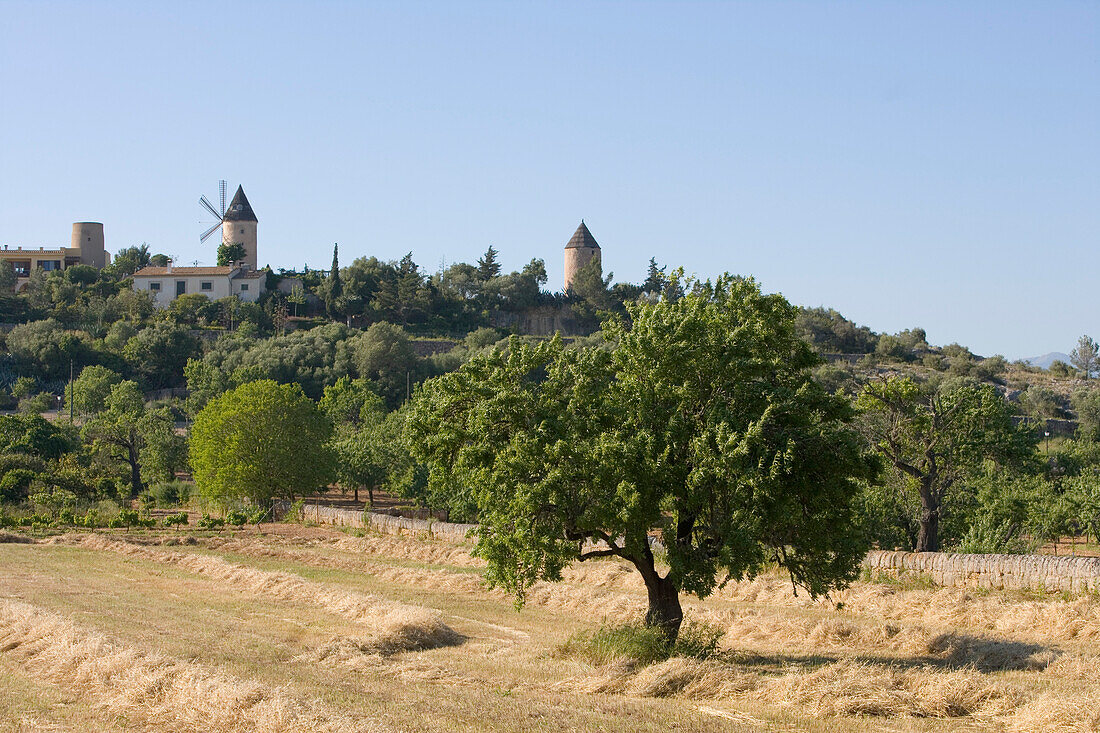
[1,1,1096,359]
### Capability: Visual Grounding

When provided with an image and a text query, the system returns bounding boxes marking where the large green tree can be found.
[190,380,335,504]
[408,276,876,641]
[856,376,1037,552]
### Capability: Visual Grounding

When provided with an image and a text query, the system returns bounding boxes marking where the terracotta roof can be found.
[565,220,599,250]
[235,270,265,279]
[223,185,257,222]
[134,266,233,277]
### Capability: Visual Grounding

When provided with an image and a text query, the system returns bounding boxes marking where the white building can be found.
[132,264,266,308]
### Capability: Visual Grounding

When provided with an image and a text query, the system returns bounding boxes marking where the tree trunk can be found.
[367,485,375,508]
[353,486,359,503]
[916,479,940,552]
[643,573,683,644]
[126,444,143,497]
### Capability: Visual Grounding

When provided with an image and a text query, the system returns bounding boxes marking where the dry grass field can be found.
[2,524,1100,732]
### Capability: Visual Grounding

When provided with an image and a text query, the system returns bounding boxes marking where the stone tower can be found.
[222,185,258,269]
[71,222,106,268]
[563,220,600,292]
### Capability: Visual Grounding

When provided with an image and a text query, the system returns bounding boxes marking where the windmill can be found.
[198,180,228,244]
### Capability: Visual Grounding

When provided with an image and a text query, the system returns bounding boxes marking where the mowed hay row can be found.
[0,599,381,733]
[709,572,1100,644]
[73,535,461,655]
[569,657,1023,722]
[203,536,650,623]
[208,536,1066,669]
[332,534,486,568]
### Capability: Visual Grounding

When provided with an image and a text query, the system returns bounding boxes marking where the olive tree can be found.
[407,275,876,641]
[856,376,1036,552]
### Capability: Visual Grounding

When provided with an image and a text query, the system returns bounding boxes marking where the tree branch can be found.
[578,548,620,561]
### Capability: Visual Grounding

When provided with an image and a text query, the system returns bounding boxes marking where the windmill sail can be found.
[198,180,228,243]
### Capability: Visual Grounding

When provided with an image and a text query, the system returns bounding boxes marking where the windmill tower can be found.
[563,220,600,291]
[199,181,258,270]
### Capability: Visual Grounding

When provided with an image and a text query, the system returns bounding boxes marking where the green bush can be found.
[107,508,153,528]
[225,508,249,526]
[559,620,725,666]
[0,469,38,503]
[18,393,55,415]
[163,511,188,527]
[198,513,225,530]
[955,515,1029,554]
[148,480,192,507]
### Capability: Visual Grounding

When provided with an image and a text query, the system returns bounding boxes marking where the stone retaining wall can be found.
[864,549,1100,594]
[299,504,476,542]
[298,504,1100,594]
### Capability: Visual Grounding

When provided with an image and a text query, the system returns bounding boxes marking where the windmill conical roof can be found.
[565,220,599,249]
[223,185,257,222]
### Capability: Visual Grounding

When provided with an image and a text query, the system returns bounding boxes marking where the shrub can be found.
[148,480,192,507]
[198,513,225,530]
[107,508,153,528]
[0,468,38,503]
[163,511,189,527]
[18,392,55,415]
[225,508,249,526]
[559,620,725,666]
[1050,360,1074,378]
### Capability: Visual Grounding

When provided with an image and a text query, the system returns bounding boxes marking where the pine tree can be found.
[642,257,665,294]
[1071,335,1099,380]
[326,243,343,319]
[477,245,502,280]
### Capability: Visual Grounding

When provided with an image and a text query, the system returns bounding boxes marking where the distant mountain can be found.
[1024,352,1073,370]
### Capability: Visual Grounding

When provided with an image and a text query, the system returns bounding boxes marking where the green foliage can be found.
[217,242,247,267]
[17,393,55,414]
[560,620,724,665]
[318,376,383,426]
[10,376,38,400]
[1019,386,1064,420]
[355,322,419,408]
[81,381,173,497]
[190,380,335,504]
[163,511,189,527]
[0,413,76,459]
[1050,360,1073,378]
[1071,335,1098,379]
[122,322,201,389]
[148,480,192,507]
[476,245,501,280]
[795,307,877,354]
[8,319,93,380]
[857,377,1039,552]
[189,323,358,402]
[106,243,151,278]
[0,468,38,503]
[67,365,123,416]
[198,513,226,530]
[225,508,249,526]
[107,508,154,529]
[409,275,876,639]
[1072,389,1100,442]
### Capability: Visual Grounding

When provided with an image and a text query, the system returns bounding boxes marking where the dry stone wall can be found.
[298,504,1100,594]
[299,504,476,542]
[864,549,1100,594]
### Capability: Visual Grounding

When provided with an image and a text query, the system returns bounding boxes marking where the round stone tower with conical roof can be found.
[563,220,600,292]
[222,185,258,270]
